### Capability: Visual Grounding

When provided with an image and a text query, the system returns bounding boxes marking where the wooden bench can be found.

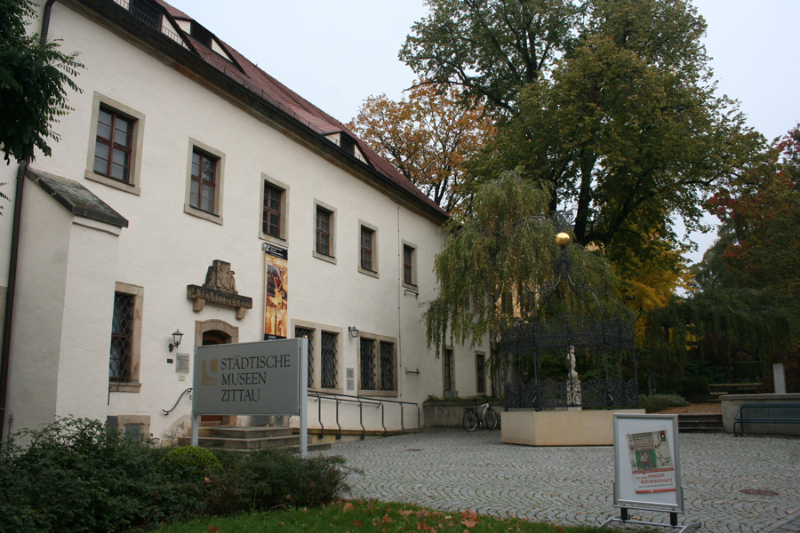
[733,403,800,436]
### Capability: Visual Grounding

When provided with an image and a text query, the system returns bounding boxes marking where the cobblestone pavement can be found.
[313,429,800,533]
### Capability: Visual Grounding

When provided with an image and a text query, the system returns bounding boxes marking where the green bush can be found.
[204,447,353,515]
[0,418,353,532]
[639,393,690,413]
[160,445,223,478]
[0,418,203,533]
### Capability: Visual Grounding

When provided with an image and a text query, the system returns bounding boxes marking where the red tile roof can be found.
[151,0,446,219]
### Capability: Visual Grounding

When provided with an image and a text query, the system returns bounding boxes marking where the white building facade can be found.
[0,0,492,442]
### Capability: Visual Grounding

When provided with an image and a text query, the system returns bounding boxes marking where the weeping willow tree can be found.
[424,170,620,358]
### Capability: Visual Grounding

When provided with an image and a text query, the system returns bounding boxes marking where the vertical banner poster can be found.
[264,244,288,340]
[627,430,677,493]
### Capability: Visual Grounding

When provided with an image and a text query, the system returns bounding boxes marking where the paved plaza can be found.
[314,429,800,533]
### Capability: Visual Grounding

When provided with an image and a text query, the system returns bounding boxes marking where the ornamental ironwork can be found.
[502,234,638,410]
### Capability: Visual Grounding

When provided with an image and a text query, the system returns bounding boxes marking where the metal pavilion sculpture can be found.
[503,233,639,410]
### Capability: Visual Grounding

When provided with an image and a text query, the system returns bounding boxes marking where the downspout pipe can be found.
[0,0,58,441]
[0,160,29,441]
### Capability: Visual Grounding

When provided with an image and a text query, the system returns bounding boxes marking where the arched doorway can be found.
[195,320,239,426]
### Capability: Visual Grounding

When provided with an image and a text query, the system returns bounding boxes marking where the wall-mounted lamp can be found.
[169,329,184,352]
[348,326,359,338]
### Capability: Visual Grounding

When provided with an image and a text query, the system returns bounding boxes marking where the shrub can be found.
[159,445,223,478]
[205,447,353,515]
[0,418,203,533]
[0,418,354,532]
[640,393,690,413]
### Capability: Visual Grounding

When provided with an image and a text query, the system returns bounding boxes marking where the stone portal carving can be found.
[566,345,582,407]
[187,260,252,319]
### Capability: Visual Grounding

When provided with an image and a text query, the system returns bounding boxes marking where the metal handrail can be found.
[308,391,420,441]
[162,387,192,415]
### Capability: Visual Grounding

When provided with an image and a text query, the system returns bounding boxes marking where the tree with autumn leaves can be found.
[348,83,493,214]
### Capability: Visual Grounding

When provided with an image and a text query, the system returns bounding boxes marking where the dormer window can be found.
[340,134,356,156]
[324,132,369,164]
[190,23,212,48]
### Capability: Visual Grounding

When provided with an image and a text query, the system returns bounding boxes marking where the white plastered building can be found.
[0,0,492,442]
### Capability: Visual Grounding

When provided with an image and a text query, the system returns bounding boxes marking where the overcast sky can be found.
[167,0,800,263]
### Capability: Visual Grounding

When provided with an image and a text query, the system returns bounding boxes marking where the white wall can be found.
[2,1,490,440]
[6,182,73,435]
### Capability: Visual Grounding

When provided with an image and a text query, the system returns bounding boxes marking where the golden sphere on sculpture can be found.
[556,232,571,247]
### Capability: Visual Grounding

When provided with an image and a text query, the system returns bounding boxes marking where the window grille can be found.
[295,327,314,388]
[321,331,338,389]
[380,341,395,391]
[360,338,376,390]
[110,292,134,382]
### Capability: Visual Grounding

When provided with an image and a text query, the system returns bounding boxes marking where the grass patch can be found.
[153,500,611,533]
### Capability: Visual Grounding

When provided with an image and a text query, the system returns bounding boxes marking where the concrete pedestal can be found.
[501,408,645,446]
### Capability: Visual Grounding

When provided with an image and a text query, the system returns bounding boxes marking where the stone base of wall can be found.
[423,400,501,428]
[720,393,800,436]
[501,408,645,446]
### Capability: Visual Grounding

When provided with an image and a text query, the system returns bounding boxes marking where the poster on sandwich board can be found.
[613,414,683,513]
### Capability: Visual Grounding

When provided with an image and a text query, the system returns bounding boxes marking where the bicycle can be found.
[463,401,499,431]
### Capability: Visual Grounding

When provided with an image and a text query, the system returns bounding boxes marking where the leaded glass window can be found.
[110,292,134,382]
[360,338,376,390]
[295,327,314,388]
[321,331,338,389]
[380,341,395,391]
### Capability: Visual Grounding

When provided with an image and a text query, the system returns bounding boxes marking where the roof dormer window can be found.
[190,23,212,48]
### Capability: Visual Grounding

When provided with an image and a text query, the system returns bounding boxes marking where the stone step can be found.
[199,426,293,439]
[179,439,332,453]
[679,427,725,434]
[198,434,301,450]
[678,414,723,433]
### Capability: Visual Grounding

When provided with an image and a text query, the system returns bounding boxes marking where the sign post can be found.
[601,414,701,532]
[191,338,308,457]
